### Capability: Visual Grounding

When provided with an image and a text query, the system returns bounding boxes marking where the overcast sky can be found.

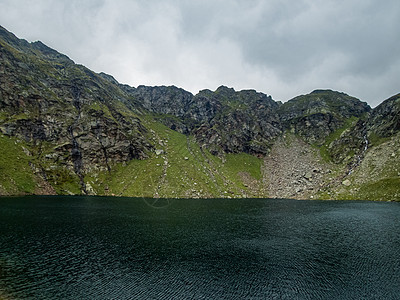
[0,0,399,106]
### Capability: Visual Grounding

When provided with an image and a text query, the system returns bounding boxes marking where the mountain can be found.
[127,85,282,155]
[0,25,399,200]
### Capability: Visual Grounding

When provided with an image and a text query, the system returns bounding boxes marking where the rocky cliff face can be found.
[125,85,282,155]
[191,87,282,155]
[317,94,400,166]
[0,26,152,193]
[278,90,371,144]
[0,25,398,200]
[367,94,400,138]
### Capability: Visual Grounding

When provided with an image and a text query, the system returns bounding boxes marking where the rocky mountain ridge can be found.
[0,25,399,200]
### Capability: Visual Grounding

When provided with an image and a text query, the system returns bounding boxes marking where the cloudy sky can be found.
[0,0,399,106]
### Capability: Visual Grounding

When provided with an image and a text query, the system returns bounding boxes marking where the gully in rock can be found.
[348,129,369,175]
[68,84,87,194]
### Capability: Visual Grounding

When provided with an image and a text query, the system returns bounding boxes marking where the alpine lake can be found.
[0,196,399,299]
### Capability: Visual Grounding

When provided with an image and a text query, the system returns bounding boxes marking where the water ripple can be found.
[0,197,400,299]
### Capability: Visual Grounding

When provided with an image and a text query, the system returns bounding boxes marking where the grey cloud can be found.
[0,0,399,106]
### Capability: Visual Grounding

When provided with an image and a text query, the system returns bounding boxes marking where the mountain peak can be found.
[311,89,335,94]
[216,85,235,92]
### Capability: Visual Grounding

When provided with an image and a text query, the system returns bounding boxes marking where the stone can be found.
[304,172,313,180]
[21,146,31,156]
[342,179,351,186]
[85,182,96,195]
[155,149,164,155]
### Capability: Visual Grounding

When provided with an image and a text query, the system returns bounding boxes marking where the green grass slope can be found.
[1,118,398,201]
[83,117,265,198]
[0,134,36,195]
[0,133,82,196]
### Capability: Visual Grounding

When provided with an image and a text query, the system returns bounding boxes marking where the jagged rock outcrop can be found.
[125,85,282,155]
[190,86,282,154]
[122,84,194,134]
[278,90,371,144]
[321,94,400,165]
[128,85,194,117]
[367,93,400,138]
[327,119,368,164]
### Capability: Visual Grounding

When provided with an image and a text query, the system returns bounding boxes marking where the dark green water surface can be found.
[0,196,399,299]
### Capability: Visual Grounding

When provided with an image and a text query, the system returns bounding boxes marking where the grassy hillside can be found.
[0,134,36,194]
[1,123,399,201]
[82,117,265,198]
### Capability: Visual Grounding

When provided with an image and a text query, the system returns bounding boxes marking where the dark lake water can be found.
[0,196,399,299]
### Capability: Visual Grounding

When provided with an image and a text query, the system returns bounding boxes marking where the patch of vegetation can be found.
[336,178,400,201]
[45,167,81,195]
[0,112,7,124]
[367,132,391,147]
[357,178,400,201]
[26,140,82,195]
[108,98,140,119]
[152,113,182,123]
[106,156,164,197]
[87,101,115,120]
[224,100,248,111]
[0,134,37,195]
[224,153,262,180]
